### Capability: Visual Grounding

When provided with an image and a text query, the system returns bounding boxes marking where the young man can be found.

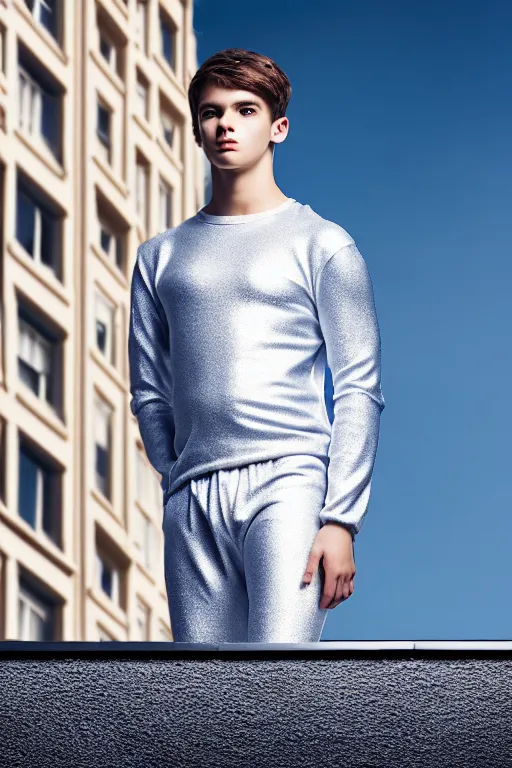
[128,48,385,643]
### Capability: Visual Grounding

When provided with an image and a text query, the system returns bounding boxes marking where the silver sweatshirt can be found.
[128,197,385,538]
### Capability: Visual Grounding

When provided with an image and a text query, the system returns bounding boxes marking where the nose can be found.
[217,118,235,134]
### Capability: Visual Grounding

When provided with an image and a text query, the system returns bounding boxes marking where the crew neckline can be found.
[196,197,297,225]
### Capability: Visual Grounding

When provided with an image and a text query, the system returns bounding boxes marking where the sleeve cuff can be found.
[321,519,356,540]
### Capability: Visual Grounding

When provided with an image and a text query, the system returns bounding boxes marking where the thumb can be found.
[303,548,321,584]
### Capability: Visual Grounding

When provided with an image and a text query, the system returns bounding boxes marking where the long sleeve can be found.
[128,244,177,496]
[315,243,385,539]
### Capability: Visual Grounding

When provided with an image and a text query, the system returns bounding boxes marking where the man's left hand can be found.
[302,523,356,609]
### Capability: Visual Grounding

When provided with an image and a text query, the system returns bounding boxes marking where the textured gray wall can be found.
[1,643,512,767]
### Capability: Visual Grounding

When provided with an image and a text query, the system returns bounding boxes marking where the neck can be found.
[203,150,287,216]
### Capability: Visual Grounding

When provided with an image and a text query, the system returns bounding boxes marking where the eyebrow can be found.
[198,100,262,111]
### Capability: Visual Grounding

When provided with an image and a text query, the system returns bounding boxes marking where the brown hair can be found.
[187,48,292,148]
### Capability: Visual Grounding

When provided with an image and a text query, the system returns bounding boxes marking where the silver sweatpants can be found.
[162,454,330,643]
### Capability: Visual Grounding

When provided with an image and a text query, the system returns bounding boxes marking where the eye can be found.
[200,107,256,119]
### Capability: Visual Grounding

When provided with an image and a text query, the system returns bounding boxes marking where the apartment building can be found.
[0,0,206,642]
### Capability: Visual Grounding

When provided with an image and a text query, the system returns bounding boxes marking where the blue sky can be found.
[192,0,512,640]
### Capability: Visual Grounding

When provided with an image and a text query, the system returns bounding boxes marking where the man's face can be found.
[197,84,288,167]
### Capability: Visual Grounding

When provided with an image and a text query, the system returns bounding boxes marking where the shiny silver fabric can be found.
[162,454,330,643]
[129,198,385,539]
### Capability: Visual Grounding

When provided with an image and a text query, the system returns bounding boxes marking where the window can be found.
[136,69,149,121]
[96,192,126,274]
[18,438,62,547]
[135,446,161,510]
[96,550,120,604]
[159,177,172,232]
[98,27,122,79]
[135,156,149,233]
[95,526,127,609]
[133,445,162,573]
[95,291,116,365]
[16,172,62,280]
[159,8,176,71]
[160,110,174,149]
[17,308,63,415]
[18,317,52,398]
[135,1,148,54]
[99,31,117,72]
[159,97,182,159]
[135,597,150,641]
[94,394,112,500]
[17,56,62,162]
[203,155,212,199]
[133,507,160,572]
[23,0,61,45]
[99,219,124,270]
[0,24,6,76]
[96,7,124,80]
[135,448,146,503]
[133,445,161,574]
[18,578,57,641]
[96,98,112,165]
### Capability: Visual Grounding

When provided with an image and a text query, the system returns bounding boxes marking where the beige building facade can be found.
[0,0,206,642]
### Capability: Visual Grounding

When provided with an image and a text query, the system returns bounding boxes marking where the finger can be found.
[330,576,345,608]
[320,571,338,610]
[340,576,354,602]
[330,574,355,608]
[302,550,321,584]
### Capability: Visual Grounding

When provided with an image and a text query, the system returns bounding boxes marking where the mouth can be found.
[216,141,238,150]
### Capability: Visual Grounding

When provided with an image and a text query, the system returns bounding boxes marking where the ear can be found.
[272,116,289,145]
